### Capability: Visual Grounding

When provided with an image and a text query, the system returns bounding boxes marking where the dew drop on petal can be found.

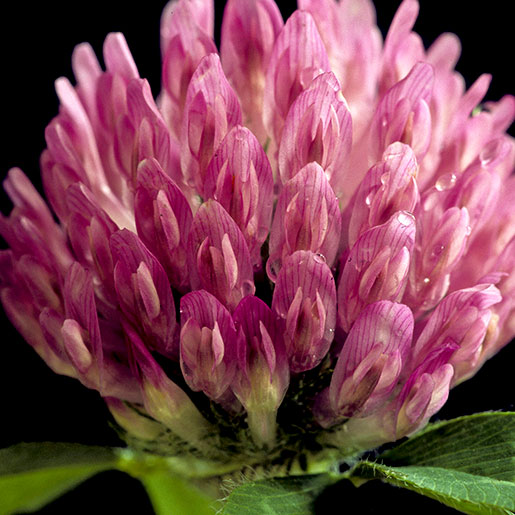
[480,139,501,167]
[423,277,430,284]
[465,225,472,236]
[396,211,415,226]
[431,244,445,258]
[435,172,457,192]
[380,173,389,186]
[314,253,326,264]
[365,193,373,206]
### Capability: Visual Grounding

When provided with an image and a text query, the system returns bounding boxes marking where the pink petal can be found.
[347,142,419,247]
[277,71,352,196]
[187,199,254,311]
[179,290,237,402]
[267,162,342,281]
[111,229,177,356]
[204,125,274,268]
[181,54,242,197]
[272,250,336,373]
[263,10,330,156]
[135,158,193,291]
[339,211,416,332]
[220,0,283,143]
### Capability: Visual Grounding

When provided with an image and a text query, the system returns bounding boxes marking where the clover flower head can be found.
[1,0,514,471]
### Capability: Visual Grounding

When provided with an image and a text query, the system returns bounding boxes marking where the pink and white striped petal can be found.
[188,199,254,311]
[181,54,242,198]
[338,211,416,332]
[272,250,336,373]
[220,0,283,144]
[267,162,342,281]
[135,158,193,292]
[204,125,274,268]
[278,72,352,196]
[180,290,238,404]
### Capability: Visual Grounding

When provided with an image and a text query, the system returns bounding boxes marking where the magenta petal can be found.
[188,199,254,311]
[412,283,501,382]
[404,206,470,315]
[181,54,242,197]
[204,125,274,268]
[272,250,337,373]
[232,295,290,447]
[220,0,283,143]
[160,0,217,139]
[267,162,342,280]
[348,142,419,247]
[179,290,237,402]
[325,301,413,424]
[110,229,177,356]
[278,71,352,196]
[371,62,434,163]
[395,343,456,438]
[338,211,416,332]
[135,158,193,291]
[263,10,330,153]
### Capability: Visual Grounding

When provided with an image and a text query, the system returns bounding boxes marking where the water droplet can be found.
[480,139,501,167]
[431,244,445,258]
[396,211,415,226]
[435,172,457,192]
[465,225,472,236]
[314,253,326,264]
[423,277,430,284]
[380,172,390,186]
[365,193,373,206]
[328,327,335,333]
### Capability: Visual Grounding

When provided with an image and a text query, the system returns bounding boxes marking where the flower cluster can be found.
[1,0,514,464]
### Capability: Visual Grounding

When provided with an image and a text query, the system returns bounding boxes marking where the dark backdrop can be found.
[1,1,513,513]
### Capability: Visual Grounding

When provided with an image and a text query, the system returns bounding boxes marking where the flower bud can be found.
[338,211,416,332]
[232,296,290,448]
[135,158,193,292]
[272,251,336,373]
[220,0,283,144]
[181,54,242,198]
[180,290,238,406]
[316,301,413,427]
[188,200,255,311]
[204,126,274,268]
[277,71,352,196]
[267,162,342,280]
[263,10,330,162]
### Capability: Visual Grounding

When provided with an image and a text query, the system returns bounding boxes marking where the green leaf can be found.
[221,475,331,515]
[140,471,215,515]
[379,412,515,481]
[0,442,119,514]
[350,462,515,515]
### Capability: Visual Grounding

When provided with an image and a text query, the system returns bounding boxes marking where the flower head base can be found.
[1,0,514,473]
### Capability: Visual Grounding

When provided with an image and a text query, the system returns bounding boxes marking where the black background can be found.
[0,1,513,513]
